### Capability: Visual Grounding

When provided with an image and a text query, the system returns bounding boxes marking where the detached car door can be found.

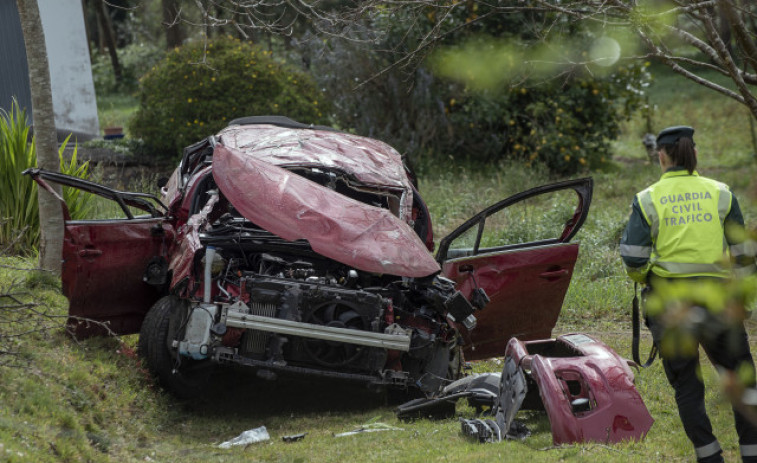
[437,178,592,360]
[25,169,173,337]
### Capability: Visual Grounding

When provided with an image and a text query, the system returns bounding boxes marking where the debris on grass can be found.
[217,426,270,448]
[334,423,404,437]
[282,433,307,443]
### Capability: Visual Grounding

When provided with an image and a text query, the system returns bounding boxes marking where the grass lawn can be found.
[95,93,138,136]
[2,260,754,462]
[1,66,756,461]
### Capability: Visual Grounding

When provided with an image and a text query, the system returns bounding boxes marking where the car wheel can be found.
[139,296,214,399]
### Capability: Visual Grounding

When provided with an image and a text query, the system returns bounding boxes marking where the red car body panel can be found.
[213,144,441,278]
[442,243,579,360]
[63,218,173,336]
[25,172,173,337]
[437,178,593,360]
[506,334,654,444]
[168,190,219,291]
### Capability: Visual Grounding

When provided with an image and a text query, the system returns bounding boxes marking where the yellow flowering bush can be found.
[444,63,650,175]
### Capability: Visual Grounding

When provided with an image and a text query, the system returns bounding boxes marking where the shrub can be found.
[300,5,649,175]
[442,63,650,175]
[129,37,327,158]
[91,43,166,95]
[0,101,92,255]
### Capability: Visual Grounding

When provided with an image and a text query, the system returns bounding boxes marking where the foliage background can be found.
[128,37,327,158]
[297,5,649,174]
[0,102,91,255]
[91,43,165,95]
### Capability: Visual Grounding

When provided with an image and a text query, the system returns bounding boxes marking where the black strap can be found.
[632,283,657,368]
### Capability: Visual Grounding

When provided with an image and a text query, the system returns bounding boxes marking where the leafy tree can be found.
[182,1,757,121]
[299,4,648,173]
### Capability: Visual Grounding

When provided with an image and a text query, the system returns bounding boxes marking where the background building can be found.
[0,0,100,140]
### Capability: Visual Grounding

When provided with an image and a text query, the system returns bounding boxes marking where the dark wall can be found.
[0,2,33,122]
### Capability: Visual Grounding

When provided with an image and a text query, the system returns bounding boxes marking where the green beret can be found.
[656,126,695,146]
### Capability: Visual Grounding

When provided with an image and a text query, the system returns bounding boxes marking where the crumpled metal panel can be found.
[496,355,528,438]
[217,124,414,221]
[213,144,441,278]
[506,334,654,445]
[169,190,219,290]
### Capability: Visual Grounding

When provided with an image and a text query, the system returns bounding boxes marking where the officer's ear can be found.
[658,147,670,169]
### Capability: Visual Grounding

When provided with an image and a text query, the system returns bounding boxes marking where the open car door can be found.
[437,178,593,360]
[24,169,173,337]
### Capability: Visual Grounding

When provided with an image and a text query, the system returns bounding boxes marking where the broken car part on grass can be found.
[398,334,654,445]
[26,115,597,404]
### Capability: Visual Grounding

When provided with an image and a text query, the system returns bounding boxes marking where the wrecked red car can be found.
[25,116,593,400]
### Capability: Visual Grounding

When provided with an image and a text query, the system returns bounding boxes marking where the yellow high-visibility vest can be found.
[636,170,732,279]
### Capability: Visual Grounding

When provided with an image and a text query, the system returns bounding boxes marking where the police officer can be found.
[620,126,757,463]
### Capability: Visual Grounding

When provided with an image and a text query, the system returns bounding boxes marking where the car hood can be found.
[217,124,414,220]
[212,144,441,278]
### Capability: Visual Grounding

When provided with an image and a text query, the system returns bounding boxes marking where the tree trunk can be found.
[15,0,64,274]
[95,0,122,82]
[162,0,184,48]
[81,0,93,56]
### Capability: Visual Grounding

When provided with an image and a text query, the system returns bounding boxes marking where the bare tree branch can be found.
[0,268,123,369]
[699,5,757,116]
[635,23,746,103]
[720,0,757,73]
[667,24,726,68]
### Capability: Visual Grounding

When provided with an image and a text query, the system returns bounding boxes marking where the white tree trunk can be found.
[16,0,64,274]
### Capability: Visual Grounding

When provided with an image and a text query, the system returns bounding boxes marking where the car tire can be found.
[139,296,215,399]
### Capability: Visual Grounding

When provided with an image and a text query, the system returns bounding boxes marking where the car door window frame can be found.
[436,177,593,263]
[24,168,167,220]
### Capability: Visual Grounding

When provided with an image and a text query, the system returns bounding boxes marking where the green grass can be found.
[2,260,754,462]
[2,66,757,461]
[614,63,757,168]
[96,94,138,136]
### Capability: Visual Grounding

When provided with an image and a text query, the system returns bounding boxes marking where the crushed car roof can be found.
[216,122,415,220]
[213,143,441,278]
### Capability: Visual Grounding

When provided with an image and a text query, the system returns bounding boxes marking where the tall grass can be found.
[59,140,94,221]
[0,100,93,254]
[0,102,39,254]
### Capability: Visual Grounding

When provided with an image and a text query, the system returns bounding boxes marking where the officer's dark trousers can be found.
[647,314,757,463]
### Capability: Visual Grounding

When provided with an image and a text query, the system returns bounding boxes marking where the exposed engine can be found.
[176,202,483,394]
